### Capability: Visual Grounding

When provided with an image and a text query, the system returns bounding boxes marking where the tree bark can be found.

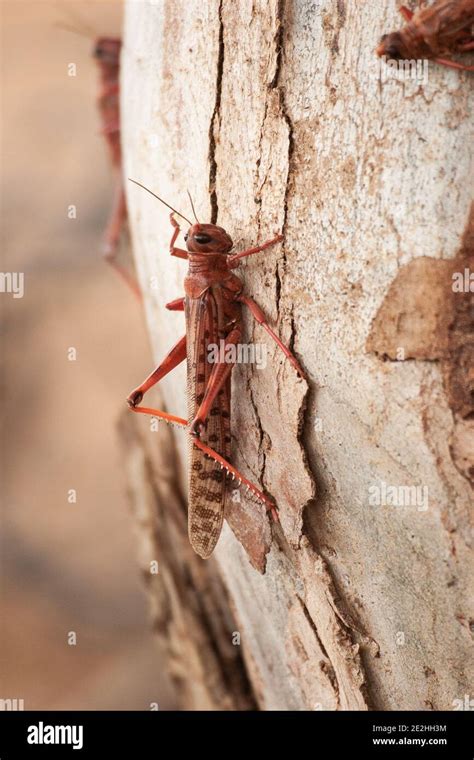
[120,0,473,710]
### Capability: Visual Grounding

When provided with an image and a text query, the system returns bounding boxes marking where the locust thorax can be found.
[185,224,233,254]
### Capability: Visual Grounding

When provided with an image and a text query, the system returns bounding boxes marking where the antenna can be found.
[54,21,95,39]
[186,190,200,223]
[55,2,97,36]
[128,179,193,226]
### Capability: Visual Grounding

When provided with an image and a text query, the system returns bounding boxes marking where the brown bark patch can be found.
[366,257,453,361]
[367,205,474,484]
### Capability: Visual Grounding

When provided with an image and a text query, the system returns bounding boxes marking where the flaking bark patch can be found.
[367,205,474,485]
[366,257,453,361]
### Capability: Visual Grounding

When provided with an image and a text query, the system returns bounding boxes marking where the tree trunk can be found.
[120,0,473,711]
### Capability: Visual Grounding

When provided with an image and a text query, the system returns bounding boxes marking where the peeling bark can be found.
[121,0,473,710]
[367,204,474,484]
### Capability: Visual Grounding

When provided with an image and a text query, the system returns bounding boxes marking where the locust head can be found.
[376,32,409,60]
[184,224,233,254]
[93,37,122,65]
[127,180,234,254]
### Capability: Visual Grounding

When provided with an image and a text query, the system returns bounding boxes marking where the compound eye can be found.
[386,45,401,59]
[194,233,212,244]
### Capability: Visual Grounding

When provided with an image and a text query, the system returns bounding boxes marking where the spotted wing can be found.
[185,289,230,559]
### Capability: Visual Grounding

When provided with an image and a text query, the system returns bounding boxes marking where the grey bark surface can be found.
[121,0,473,710]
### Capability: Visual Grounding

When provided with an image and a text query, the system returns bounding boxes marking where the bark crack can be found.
[247,371,267,487]
[272,4,315,537]
[241,0,294,539]
[268,0,373,710]
[297,596,341,708]
[276,86,292,313]
[208,0,224,224]
[270,0,285,89]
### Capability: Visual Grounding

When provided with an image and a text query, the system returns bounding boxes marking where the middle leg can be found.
[190,325,241,436]
[127,334,187,408]
[237,294,307,380]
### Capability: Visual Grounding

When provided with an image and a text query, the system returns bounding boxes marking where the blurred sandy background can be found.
[0,0,176,709]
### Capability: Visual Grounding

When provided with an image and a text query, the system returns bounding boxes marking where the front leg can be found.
[227,233,283,268]
[169,213,189,260]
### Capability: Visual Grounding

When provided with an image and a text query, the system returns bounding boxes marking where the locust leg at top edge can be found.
[458,39,474,52]
[399,2,428,21]
[399,5,414,22]
[432,56,474,71]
